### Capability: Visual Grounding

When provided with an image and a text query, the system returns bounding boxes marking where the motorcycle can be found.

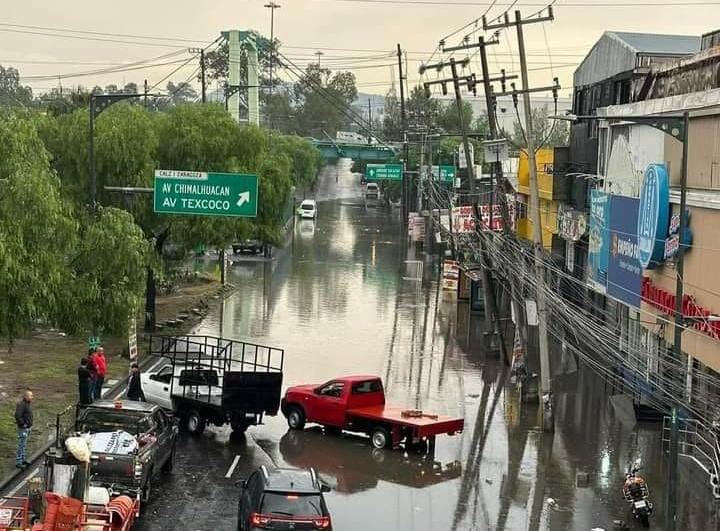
[623,459,653,528]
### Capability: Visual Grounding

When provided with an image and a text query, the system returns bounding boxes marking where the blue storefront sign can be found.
[637,164,670,269]
[608,195,642,307]
[588,190,610,293]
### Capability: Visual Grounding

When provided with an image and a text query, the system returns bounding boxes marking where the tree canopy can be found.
[511,106,570,149]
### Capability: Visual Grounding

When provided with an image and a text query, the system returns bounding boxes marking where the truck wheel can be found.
[371,427,390,449]
[287,407,306,430]
[162,445,176,473]
[186,410,206,435]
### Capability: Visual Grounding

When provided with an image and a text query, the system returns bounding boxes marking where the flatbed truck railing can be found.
[148,335,284,411]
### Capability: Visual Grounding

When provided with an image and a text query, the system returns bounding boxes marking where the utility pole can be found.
[264,2,281,97]
[484,7,556,430]
[189,48,207,103]
[368,97,372,144]
[143,79,148,107]
[397,44,409,224]
[315,51,324,67]
[417,128,426,213]
[422,56,511,361]
[667,110,691,531]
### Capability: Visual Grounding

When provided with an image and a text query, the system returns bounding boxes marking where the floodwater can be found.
[138,160,720,530]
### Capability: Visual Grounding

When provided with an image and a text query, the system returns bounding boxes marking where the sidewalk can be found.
[0,274,225,480]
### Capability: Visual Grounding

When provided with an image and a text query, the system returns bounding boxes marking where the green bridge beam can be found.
[310,139,399,161]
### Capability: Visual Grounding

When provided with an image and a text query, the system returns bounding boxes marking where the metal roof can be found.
[574,31,700,88]
[607,31,700,55]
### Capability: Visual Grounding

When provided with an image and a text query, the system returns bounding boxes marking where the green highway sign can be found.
[88,336,101,349]
[154,170,258,217]
[432,165,456,184]
[366,164,403,181]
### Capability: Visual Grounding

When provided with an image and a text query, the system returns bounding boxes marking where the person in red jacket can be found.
[94,347,107,400]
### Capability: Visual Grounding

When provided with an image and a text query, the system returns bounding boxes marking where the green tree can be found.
[274,135,323,191]
[293,64,358,137]
[166,81,198,105]
[0,112,75,350]
[436,101,474,135]
[0,66,33,107]
[511,106,569,149]
[62,208,151,336]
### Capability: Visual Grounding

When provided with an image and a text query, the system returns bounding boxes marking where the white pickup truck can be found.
[143,335,285,436]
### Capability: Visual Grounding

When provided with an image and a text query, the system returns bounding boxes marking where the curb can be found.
[0,354,157,496]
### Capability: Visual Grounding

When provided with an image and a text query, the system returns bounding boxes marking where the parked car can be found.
[237,466,332,531]
[365,183,379,199]
[299,200,317,219]
[74,400,178,502]
[281,375,464,451]
[143,335,285,435]
[232,240,262,254]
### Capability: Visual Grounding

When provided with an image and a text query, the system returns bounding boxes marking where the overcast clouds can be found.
[0,0,713,98]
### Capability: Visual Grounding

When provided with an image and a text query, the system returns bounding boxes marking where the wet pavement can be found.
[136,160,720,530]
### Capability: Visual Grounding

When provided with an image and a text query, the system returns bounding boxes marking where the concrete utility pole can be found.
[368,97,373,143]
[189,48,206,103]
[421,57,509,360]
[441,35,517,365]
[484,8,557,431]
[667,110,691,531]
[397,44,409,224]
[264,2,281,97]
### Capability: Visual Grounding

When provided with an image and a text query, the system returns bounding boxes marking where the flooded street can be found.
[139,160,720,530]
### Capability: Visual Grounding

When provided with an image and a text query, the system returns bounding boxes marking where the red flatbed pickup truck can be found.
[280,375,464,451]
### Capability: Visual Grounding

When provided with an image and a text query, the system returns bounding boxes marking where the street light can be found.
[264,2,281,99]
[88,92,161,211]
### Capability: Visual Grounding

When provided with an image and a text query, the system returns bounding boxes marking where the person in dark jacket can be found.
[14,389,34,469]
[78,358,92,405]
[87,348,98,402]
[127,363,145,401]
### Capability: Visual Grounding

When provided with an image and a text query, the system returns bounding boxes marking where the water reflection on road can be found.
[187,162,720,531]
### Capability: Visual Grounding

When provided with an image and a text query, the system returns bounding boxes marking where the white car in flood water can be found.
[299,199,317,219]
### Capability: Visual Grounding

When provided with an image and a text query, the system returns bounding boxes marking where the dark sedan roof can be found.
[264,468,320,494]
[84,400,159,414]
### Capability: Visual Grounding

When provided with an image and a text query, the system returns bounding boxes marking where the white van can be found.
[365,183,379,199]
[299,199,317,219]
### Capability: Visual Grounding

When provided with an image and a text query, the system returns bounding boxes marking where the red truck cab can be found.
[281,376,463,451]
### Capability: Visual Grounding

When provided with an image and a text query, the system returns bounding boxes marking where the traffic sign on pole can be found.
[154,170,259,217]
[365,164,403,181]
[430,165,456,184]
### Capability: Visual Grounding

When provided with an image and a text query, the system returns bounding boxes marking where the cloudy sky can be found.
[1,0,714,100]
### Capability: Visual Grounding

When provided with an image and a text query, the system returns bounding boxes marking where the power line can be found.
[327,0,720,5]
[0,22,208,44]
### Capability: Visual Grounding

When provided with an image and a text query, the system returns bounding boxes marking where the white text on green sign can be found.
[366,164,403,181]
[154,170,258,217]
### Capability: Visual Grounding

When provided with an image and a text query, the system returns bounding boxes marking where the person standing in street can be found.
[94,347,107,400]
[78,358,92,405]
[14,389,33,469]
[87,349,98,402]
[127,363,145,401]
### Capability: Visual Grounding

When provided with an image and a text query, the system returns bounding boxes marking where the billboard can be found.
[588,190,610,293]
[607,195,641,308]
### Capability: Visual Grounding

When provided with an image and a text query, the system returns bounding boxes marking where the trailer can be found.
[281,375,464,452]
[144,335,285,434]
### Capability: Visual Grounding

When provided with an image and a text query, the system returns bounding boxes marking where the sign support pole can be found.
[667,110,690,531]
